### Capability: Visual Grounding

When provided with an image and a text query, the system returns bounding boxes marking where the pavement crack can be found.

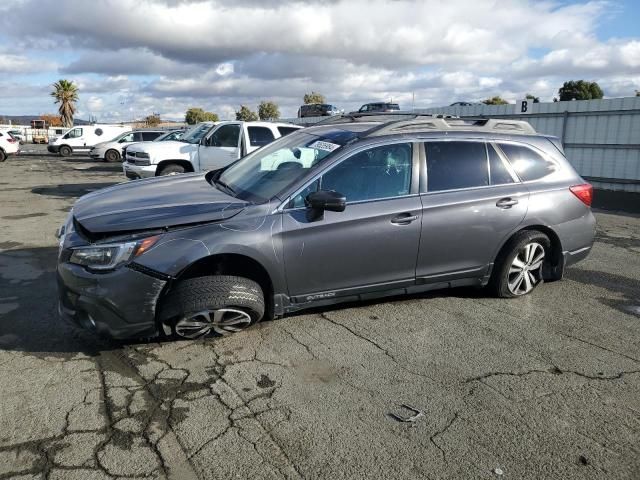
[558,331,640,364]
[429,412,459,462]
[319,312,434,381]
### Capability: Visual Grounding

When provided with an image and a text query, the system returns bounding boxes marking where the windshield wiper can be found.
[214,178,236,196]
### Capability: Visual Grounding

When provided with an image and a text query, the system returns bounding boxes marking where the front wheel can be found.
[104,149,121,163]
[159,275,265,339]
[158,163,186,176]
[492,231,550,298]
[59,146,72,157]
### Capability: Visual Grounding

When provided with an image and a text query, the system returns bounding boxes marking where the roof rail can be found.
[364,116,536,137]
[315,111,455,125]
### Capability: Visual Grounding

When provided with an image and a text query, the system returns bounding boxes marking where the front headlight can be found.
[70,236,160,270]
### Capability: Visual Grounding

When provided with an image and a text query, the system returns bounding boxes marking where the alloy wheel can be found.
[174,308,252,339]
[507,242,545,295]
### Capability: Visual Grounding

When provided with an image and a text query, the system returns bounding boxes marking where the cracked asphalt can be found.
[1,146,639,479]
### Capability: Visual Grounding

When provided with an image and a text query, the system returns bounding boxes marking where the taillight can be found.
[570,183,593,206]
[7,138,16,144]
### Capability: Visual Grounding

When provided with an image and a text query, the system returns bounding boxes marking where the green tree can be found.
[185,107,219,124]
[145,114,161,127]
[235,105,259,121]
[303,92,325,104]
[558,80,604,101]
[50,79,79,128]
[482,96,509,105]
[258,101,280,120]
[525,93,540,103]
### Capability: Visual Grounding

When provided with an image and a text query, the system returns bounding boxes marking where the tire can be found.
[104,149,121,163]
[59,145,72,157]
[0,150,6,162]
[159,275,265,338]
[158,163,186,176]
[491,231,551,298]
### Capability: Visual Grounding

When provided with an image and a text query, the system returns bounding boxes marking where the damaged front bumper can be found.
[57,261,168,339]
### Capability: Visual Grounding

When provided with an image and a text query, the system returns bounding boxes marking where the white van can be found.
[47,124,131,157]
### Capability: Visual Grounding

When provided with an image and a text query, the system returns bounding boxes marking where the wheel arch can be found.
[494,224,564,281]
[171,252,276,319]
[156,159,195,175]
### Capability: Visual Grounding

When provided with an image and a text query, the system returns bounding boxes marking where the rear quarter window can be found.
[498,143,557,181]
[248,127,275,147]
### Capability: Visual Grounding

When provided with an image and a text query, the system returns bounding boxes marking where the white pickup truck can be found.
[123,121,302,179]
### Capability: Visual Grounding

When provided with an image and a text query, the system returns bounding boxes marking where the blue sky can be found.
[0,0,639,121]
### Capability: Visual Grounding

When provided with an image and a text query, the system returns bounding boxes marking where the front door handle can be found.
[496,198,518,209]
[391,214,419,225]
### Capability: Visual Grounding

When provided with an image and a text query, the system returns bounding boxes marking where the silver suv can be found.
[57,114,595,340]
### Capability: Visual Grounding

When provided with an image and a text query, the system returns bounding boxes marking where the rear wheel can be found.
[159,275,265,339]
[158,163,186,176]
[104,149,120,163]
[59,145,72,157]
[492,231,550,298]
[0,150,6,162]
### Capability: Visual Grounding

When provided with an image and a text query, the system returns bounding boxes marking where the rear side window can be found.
[277,126,299,137]
[248,127,275,147]
[488,144,514,185]
[425,141,489,192]
[498,143,557,181]
[142,131,161,141]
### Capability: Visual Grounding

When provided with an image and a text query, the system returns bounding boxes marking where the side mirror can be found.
[305,190,346,221]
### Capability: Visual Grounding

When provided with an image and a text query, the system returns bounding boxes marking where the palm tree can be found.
[50,80,79,128]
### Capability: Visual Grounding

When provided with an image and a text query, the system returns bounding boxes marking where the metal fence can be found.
[283,96,640,193]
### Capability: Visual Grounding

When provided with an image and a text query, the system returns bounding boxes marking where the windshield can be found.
[216,128,358,202]
[179,123,213,144]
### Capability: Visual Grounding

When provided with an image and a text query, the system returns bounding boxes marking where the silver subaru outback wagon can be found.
[57,113,596,340]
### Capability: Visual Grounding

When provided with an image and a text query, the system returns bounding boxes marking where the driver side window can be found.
[209,124,241,147]
[64,128,82,139]
[321,143,412,203]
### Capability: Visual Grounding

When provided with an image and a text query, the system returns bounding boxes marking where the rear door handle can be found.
[391,214,419,225]
[496,198,518,209]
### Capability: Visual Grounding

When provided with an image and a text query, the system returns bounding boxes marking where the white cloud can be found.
[0,0,639,120]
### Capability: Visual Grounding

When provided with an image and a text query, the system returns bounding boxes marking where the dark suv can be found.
[356,102,401,113]
[57,114,596,340]
[298,104,341,118]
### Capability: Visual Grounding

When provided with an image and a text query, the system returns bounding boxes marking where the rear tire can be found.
[59,146,72,157]
[159,275,265,339]
[104,149,121,163]
[0,150,6,162]
[158,163,186,176]
[491,231,550,298]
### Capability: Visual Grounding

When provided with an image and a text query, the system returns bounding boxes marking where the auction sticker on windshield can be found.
[309,140,341,152]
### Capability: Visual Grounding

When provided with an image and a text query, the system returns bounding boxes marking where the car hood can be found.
[73,173,247,234]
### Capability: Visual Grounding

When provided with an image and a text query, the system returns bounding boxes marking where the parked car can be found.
[89,129,165,162]
[354,102,400,113]
[57,113,596,340]
[6,129,25,144]
[122,129,185,161]
[48,124,132,157]
[123,121,302,179]
[450,101,479,106]
[0,130,20,162]
[298,104,341,118]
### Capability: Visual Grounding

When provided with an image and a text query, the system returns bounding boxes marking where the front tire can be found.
[158,163,186,176]
[59,146,72,157]
[159,276,265,339]
[104,149,121,163]
[492,231,550,298]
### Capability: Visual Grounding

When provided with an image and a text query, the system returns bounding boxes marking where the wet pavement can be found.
[0,147,639,479]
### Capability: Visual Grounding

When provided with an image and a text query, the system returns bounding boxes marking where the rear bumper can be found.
[563,245,592,268]
[57,261,167,339]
